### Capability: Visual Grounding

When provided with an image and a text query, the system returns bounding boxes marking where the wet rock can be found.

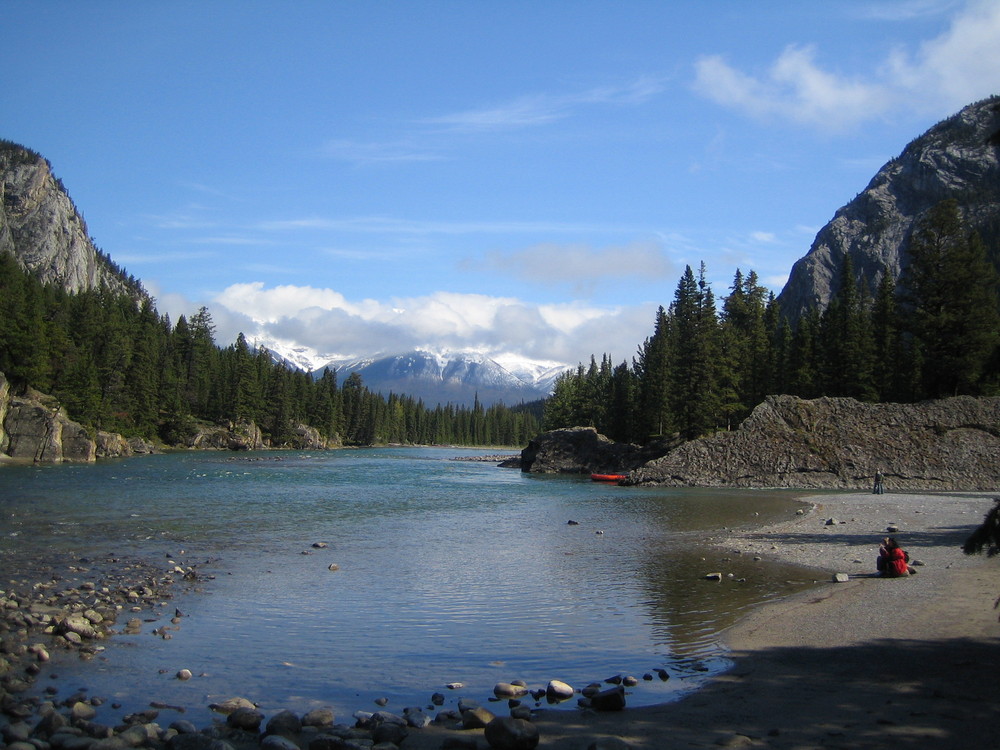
[209,697,256,715]
[545,680,574,702]
[226,707,263,732]
[484,716,539,750]
[494,682,529,698]
[461,706,496,729]
[265,709,302,737]
[585,686,626,712]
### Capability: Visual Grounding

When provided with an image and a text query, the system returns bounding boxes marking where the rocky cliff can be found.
[778,96,1000,320]
[520,426,678,475]
[625,395,1000,491]
[0,141,139,296]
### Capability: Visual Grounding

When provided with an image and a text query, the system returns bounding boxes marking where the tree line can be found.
[544,199,1000,443]
[0,254,540,448]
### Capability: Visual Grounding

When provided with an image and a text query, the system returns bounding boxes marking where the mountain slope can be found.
[778,95,1000,320]
[0,140,142,298]
[325,350,564,407]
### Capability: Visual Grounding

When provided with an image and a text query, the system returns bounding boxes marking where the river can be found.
[0,447,816,724]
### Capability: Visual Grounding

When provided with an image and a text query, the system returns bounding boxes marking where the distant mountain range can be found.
[265,342,567,407]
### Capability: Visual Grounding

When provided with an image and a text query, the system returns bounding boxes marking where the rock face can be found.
[520,426,674,475]
[778,95,1000,320]
[0,371,94,462]
[627,395,1000,491]
[1,141,140,296]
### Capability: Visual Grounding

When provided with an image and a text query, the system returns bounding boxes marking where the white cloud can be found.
[693,46,889,131]
[210,282,655,366]
[693,0,1000,129]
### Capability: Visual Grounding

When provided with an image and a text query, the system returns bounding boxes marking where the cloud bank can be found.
[208,282,654,368]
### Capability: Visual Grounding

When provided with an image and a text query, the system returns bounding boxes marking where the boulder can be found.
[520,427,673,475]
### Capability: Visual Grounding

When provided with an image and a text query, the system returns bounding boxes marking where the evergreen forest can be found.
[0,254,541,448]
[543,200,1000,443]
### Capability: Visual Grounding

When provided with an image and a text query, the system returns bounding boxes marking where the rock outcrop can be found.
[778,95,1000,320]
[626,395,1000,491]
[520,426,676,475]
[0,372,96,462]
[0,141,140,297]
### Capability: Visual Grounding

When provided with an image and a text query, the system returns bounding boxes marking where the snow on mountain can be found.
[261,340,569,407]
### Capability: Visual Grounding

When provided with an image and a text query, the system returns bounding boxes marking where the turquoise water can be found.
[0,448,815,723]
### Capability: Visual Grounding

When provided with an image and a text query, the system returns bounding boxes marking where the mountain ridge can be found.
[264,341,565,407]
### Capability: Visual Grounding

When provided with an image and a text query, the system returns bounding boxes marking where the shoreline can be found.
[5,491,999,749]
[516,491,1000,749]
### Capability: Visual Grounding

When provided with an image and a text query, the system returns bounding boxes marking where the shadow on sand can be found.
[523,636,999,749]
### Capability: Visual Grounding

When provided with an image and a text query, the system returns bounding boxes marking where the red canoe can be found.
[590,473,627,483]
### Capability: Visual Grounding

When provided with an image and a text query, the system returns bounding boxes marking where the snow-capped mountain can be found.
[263,341,569,407]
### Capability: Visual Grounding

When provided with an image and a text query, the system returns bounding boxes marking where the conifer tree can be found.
[902,199,1000,397]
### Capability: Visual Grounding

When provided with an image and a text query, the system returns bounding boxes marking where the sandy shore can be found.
[402,491,1000,749]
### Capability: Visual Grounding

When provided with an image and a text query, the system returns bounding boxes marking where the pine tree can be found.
[902,199,1000,397]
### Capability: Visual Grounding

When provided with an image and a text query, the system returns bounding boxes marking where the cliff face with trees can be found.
[778,95,1000,321]
[0,140,141,297]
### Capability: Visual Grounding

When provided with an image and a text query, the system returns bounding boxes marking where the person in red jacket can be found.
[877,537,910,577]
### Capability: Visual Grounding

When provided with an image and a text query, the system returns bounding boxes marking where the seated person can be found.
[877,536,910,577]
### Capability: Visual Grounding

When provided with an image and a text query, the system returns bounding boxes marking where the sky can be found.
[4,0,1000,371]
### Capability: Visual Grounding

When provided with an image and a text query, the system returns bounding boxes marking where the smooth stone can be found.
[704,572,723,581]
[545,680,574,701]
[494,682,530,698]
[461,706,496,729]
[832,572,850,583]
[209,697,256,715]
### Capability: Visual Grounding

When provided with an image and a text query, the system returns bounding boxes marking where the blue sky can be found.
[4,1,1000,369]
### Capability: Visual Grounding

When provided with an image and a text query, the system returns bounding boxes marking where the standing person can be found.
[873,470,884,494]
[877,537,909,577]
